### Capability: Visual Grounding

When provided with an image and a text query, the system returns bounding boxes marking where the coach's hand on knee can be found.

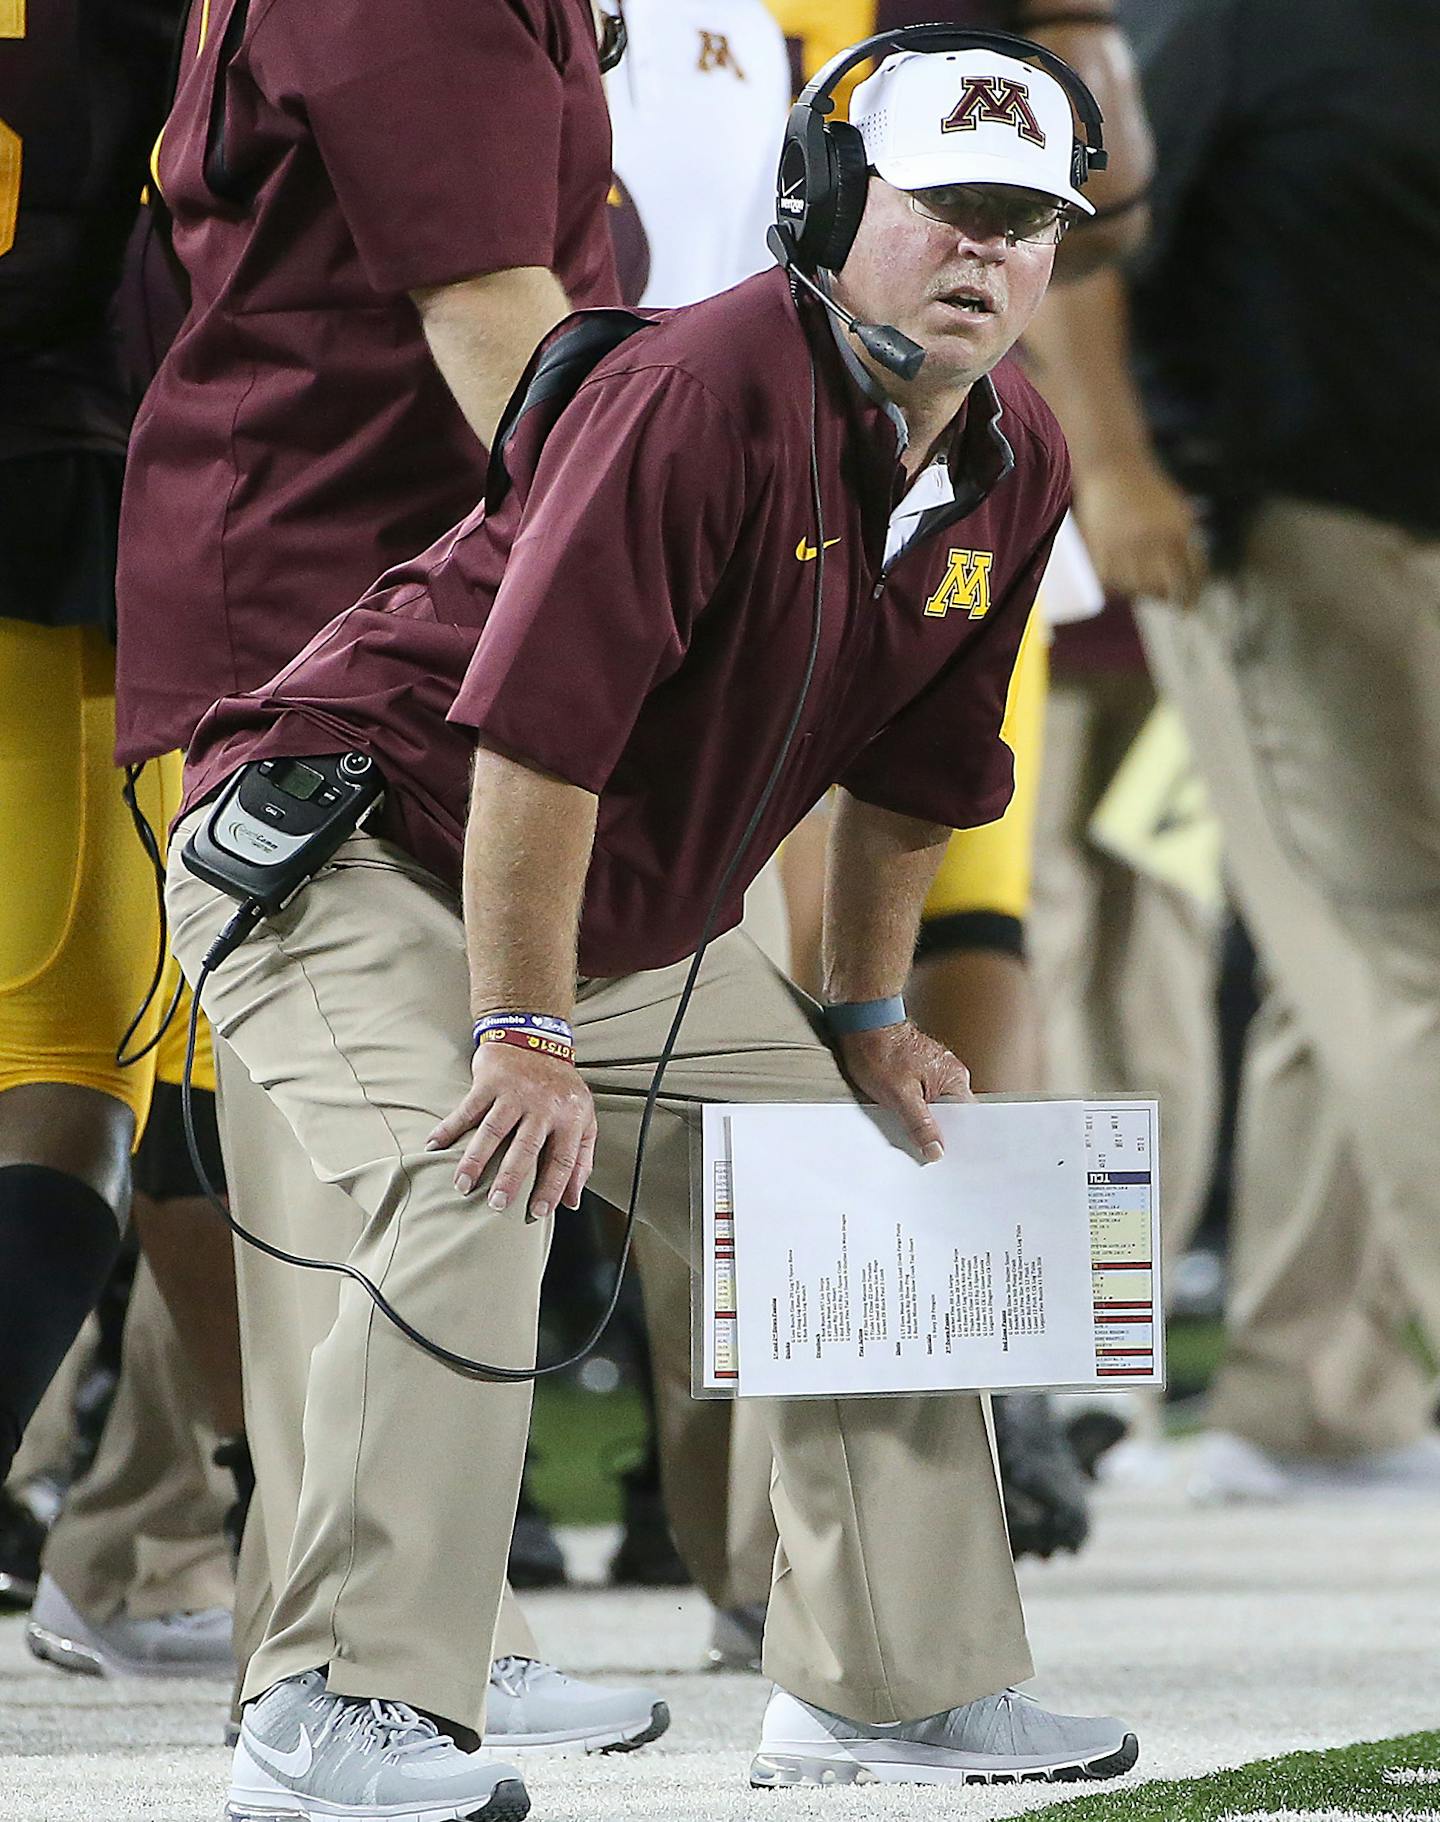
[426,1048,597,1221]
[836,1024,973,1165]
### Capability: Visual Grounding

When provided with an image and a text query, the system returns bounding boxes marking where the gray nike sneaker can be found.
[483,1655,669,1754]
[227,1669,529,1821]
[750,1685,1139,1787]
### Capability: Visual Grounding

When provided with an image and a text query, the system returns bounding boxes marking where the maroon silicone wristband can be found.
[475,1027,576,1064]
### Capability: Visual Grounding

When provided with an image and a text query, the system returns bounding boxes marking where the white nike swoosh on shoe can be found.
[244,1726,315,1780]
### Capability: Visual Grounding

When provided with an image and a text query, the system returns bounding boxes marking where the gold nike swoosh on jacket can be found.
[795,537,842,561]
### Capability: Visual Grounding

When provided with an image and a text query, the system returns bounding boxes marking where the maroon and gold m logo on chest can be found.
[941,76,1046,148]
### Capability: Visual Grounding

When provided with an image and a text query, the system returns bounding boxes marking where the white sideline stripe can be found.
[1384,1767,1440,1785]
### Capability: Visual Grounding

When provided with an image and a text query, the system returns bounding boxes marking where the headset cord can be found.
[180,360,829,1384]
[116,762,185,1067]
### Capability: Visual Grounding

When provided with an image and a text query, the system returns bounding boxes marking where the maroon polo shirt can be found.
[183,268,1070,977]
[114,0,618,764]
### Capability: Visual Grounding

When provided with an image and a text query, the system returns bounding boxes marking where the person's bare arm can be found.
[1017,1,1154,276]
[823,791,975,1162]
[410,265,572,452]
[426,744,599,1218]
[777,802,830,999]
[1024,264,1206,603]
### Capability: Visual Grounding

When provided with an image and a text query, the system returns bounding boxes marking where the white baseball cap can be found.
[850,49,1096,216]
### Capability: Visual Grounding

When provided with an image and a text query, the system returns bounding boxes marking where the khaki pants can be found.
[632,1225,777,1611]
[642,864,788,1613]
[168,820,1028,1732]
[1209,988,1432,1454]
[213,1038,537,1713]
[1140,498,1440,1454]
[41,1259,233,1623]
[8,1322,89,1491]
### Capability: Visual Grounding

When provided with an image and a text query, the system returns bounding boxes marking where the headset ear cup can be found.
[818,121,870,271]
[775,111,812,258]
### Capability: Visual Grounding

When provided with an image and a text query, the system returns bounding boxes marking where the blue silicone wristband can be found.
[821,995,907,1036]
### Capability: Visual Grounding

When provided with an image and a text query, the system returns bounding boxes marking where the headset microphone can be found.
[766,225,925,381]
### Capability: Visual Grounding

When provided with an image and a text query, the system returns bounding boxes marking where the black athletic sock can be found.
[0,1165,123,1482]
[417,1708,481,1754]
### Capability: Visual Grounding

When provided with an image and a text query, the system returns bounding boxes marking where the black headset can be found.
[774,24,1108,278]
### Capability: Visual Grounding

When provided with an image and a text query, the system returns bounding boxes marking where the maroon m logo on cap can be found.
[941,77,1046,149]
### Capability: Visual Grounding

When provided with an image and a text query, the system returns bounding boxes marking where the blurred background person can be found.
[1037,0,1440,1498]
[25,1254,235,1679]
[19,196,255,1682]
[0,0,166,1520]
[0,0,247,1640]
[606,0,790,311]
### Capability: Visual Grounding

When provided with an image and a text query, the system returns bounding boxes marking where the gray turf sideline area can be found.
[1,1459,1434,1822]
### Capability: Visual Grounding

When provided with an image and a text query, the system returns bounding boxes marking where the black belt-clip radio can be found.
[183,752,384,916]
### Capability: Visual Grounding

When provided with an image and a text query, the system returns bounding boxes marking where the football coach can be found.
[169,31,1140,1822]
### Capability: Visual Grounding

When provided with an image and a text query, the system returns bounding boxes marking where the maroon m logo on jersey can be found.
[941,77,1046,149]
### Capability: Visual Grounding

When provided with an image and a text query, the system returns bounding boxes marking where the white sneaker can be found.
[750,1685,1138,1788]
[1190,1429,1440,1505]
[26,1572,232,1679]
[1188,1431,1297,1504]
[482,1656,668,1754]
[1188,1428,1290,1501]
[1097,1437,1182,1492]
[228,1669,528,1822]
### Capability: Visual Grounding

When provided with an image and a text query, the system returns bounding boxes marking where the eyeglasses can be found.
[904,184,1073,247]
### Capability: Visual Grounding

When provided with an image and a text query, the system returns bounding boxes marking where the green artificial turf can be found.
[1164,1317,1226,1411]
[528,1380,648,1526]
[1025,1732,1440,1822]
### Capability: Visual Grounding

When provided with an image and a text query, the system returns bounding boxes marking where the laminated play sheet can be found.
[698,1098,1161,1399]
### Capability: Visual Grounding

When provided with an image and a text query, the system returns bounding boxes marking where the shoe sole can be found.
[750,1732,1140,1788]
[27,1619,231,1680]
[225,1773,531,1822]
[485,1700,669,1757]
